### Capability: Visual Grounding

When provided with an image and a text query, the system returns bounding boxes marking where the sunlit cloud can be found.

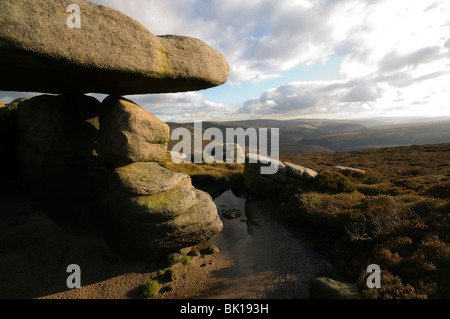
[1,0,449,122]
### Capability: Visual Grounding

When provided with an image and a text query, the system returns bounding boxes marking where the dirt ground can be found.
[0,182,326,299]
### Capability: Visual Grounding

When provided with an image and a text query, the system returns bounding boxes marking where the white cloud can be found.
[238,78,384,118]
[89,0,450,120]
[342,82,383,103]
[124,92,237,123]
[2,0,450,121]
[236,0,450,119]
[378,47,444,73]
[88,0,389,84]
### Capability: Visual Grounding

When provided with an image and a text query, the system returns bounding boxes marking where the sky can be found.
[2,0,450,123]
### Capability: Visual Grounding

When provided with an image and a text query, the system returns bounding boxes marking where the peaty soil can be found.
[0,181,325,299]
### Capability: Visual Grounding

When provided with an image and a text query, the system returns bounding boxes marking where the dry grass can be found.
[279,143,450,299]
[159,153,244,190]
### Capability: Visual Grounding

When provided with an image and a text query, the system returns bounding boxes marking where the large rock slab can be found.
[284,162,318,182]
[0,0,229,95]
[97,96,169,166]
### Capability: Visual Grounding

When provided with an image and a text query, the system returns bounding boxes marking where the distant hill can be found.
[300,119,450,152]
[167,117,450,154]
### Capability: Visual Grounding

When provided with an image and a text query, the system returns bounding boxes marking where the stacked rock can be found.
[98,97,223,260]
[0,0,228,261]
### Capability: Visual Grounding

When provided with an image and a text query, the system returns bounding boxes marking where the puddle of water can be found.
[211,190,252,254]
[208,190,327,298]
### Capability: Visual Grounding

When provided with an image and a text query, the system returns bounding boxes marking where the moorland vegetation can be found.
[279,143,450,298]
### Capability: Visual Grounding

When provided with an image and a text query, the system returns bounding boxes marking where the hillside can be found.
[300,119,450,152]
[167,117,450,154]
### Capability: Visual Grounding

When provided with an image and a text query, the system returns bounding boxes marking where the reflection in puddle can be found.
[210,189,257,281]
[212,190,252,252]
[208,189,327,298]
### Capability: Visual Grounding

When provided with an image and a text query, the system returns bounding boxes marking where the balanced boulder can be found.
[97,96,169,167]
[14,94,223,259]
[0,0,229,95]
[1,0,228,262]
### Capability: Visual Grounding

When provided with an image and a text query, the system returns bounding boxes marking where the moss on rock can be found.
[131,180,197,217]
[309,277,361,299]
[142,280,160,298]
[111,162,189,196]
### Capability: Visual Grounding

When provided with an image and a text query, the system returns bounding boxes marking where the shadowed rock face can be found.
[0,0,229,95]
[0,99,20,175]
[15,95,223,261]
[18,94,101,159]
